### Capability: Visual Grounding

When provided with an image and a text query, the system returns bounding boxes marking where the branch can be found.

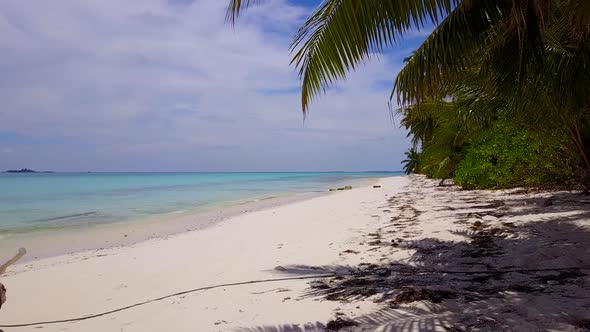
[0,248,27,276]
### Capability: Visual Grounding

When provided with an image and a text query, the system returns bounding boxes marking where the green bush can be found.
[418,145,464,180]
[454,122,577,189]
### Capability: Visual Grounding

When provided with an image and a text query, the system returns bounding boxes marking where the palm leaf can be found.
[392,0,582,106]
[289,0,459,113]
[226,0,266,25]
[402,148,421,174]
[394,1,509,105]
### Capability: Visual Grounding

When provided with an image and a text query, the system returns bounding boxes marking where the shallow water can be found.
[0,172,400,235]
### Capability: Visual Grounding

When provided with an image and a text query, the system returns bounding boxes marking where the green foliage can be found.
[398,98,490,180]
[228,0,460,112]
[228,0,590,115]
[401,148,420,175]
[454,122,577,189]
[228,0,590,188]
[419,144,464,179]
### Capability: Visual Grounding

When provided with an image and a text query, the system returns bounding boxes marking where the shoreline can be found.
[0,176,381,262]
[3,175,587,331]
[1,175,407,331]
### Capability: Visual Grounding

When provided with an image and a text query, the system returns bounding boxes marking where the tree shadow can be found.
[237,178,590,331]
[431,189,590,220]
[269,219,590,331]
[233,310,454,332]
[264,232,587,326]
[235,323,327,332]
[350,308,455,332]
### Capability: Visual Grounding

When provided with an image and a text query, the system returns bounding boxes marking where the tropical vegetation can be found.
[227,0,590,189]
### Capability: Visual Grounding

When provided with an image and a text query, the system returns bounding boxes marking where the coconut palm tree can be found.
[227,1,590,111]
[401,148,420,175]
[397,97,489,179]
[227,0,590,179]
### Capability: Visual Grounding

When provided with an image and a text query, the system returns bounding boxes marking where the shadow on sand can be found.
[237,184,590,331]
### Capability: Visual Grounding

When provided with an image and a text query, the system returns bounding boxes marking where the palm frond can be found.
[393,1,507,105]
[393,0,574,106]
[402,148,421,175]
[226,0,266,25]
[290,0,458,113]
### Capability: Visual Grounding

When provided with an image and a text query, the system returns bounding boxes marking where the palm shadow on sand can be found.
[236,189,590,331]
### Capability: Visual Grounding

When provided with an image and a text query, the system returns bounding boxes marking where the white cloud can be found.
[0,0,410,171]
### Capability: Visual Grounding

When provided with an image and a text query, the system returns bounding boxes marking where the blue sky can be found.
[0,0,429,172]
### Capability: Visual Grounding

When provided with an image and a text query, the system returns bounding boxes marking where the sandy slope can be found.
[0,176,407,331]
[2,174,590,332]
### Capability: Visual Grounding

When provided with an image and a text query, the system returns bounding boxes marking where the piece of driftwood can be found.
[0,283,5,309]
[0,248,27,309]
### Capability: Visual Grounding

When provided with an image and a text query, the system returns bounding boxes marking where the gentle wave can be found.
[0,172,401,235]
[29,211,100,224]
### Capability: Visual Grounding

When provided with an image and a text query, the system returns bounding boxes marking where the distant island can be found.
[4,168,54,173]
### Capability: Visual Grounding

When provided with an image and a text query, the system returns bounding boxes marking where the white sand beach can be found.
[1,175,590,331]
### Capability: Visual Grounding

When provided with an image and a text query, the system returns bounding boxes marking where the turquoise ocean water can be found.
[0,172,400,235]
